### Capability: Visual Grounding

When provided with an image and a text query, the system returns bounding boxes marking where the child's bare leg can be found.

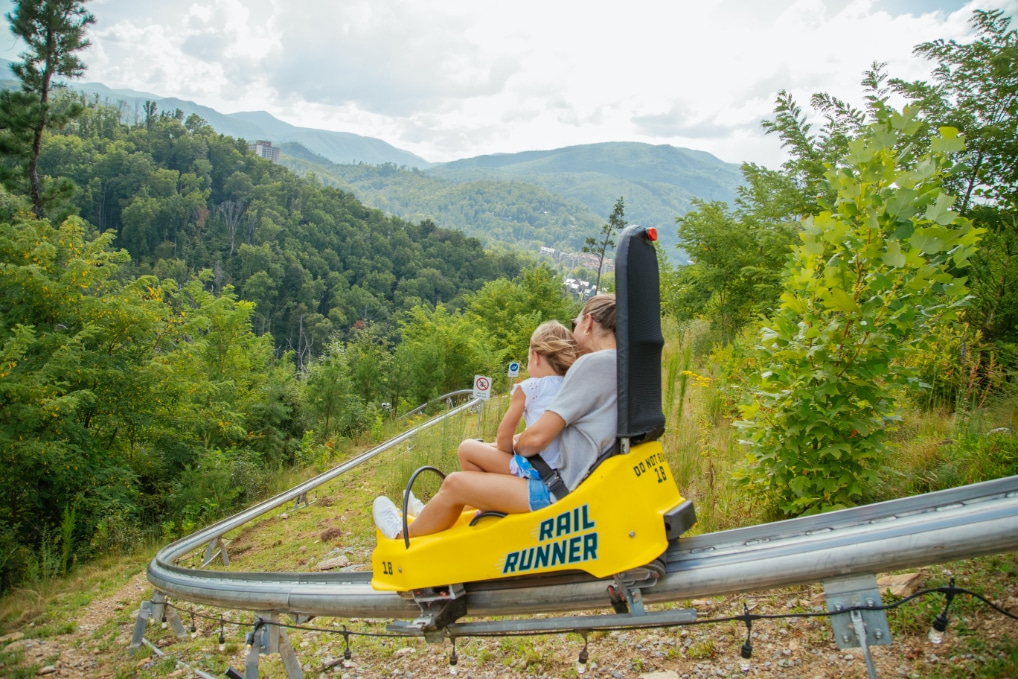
[457,439,512,474]
[408,472,530,537]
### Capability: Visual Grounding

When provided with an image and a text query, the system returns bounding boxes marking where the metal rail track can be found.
[148,453,1018,619]
[399,389,475,419]
[147,397,484,619]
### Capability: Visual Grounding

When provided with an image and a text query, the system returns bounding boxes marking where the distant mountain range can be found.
[279,142,741,261]
[2,59,744,262]
[428,143,742,258]
[278,142,608,255]
[0,58,429,168]
[73,82,433,169]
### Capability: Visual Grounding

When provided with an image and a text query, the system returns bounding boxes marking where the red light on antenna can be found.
[646,227,658,242]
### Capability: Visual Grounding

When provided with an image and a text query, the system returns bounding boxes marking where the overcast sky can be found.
[0,0,1015,167]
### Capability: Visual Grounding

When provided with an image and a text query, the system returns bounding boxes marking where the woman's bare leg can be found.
[457,439,513,473]
[407,472,530,537]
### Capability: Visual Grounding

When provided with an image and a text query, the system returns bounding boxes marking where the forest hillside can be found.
[281,141,742,261]
[1,54,744,263]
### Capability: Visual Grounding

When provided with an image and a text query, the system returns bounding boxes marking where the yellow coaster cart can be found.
[371,224,697,638]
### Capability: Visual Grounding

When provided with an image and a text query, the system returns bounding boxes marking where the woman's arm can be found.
[495,387,528,452]
[513,409,567,456]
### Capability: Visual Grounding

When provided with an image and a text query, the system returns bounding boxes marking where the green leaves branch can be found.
[736,109,983,516]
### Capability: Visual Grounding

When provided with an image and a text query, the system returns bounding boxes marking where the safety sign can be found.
[473,375,492,400]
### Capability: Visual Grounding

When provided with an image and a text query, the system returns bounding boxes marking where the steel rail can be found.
[400,389,476,419]
[148,397,481,608]
[148,472,1018,619]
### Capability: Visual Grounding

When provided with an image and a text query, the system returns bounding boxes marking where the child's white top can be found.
[514,375,565,468]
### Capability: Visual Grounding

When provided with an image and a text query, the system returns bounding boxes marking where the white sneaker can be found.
[373,496,403,539]
[404,489,426,516]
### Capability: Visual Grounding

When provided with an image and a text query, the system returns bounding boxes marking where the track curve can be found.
[148,414,1018,619]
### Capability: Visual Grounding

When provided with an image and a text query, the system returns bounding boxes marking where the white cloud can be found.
[0,0,1015,166]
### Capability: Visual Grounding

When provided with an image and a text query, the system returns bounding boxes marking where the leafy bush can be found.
[906,323,1009,412]
[88,502,143,557]
[0,522,33,595]
[162,448,263,537]
[736,110,982,516]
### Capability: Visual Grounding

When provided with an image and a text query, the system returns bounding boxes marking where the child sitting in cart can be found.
[456,320,578,480]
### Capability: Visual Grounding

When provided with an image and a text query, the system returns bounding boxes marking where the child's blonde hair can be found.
[530,321,579,376]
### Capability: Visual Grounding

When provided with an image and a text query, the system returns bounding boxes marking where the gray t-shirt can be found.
[545,349,617,494]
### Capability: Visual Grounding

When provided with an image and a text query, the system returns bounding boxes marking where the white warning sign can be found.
[473,375,492,401]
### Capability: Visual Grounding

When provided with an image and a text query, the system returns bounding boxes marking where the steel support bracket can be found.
[245,614,304,679]
[244,638,260,679]
[824,574,891,650]
[202,537,230,568]
[388,584,468,643]
[149,591,188,638]
[157,591,188,638]
[609,575,646,615]
[128,600,152,653]
[607,560,662,615]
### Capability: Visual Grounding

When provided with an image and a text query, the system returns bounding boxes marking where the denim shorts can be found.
[527,477,553,511]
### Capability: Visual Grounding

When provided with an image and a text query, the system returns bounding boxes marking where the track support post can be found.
[202,537,230,568]
[128,592,187,653]
[128,599,152,654]
[244,635,260,679]
[824,574,890,679]
[246,613,304,679]
[151,591,188,638]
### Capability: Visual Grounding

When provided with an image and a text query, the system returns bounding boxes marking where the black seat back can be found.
[615,225,665,445]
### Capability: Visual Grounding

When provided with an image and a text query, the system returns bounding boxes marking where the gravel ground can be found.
[3,558,1016,679]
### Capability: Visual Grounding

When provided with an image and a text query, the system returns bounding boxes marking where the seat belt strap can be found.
[529,455,570,500]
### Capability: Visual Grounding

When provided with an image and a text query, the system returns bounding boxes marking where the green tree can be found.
[670,199,796,342]
[0,0,94,216]
[891,9,1018,350]
[736,111,982,517]
[303,340,367,440]
[666,165,798,341]
[0,210,153,582]
[583,196,626,294]
[398,304,500,405]
[892,10,1018,212]
[0,202,306,579]
[965,206,1018,348]
[467,264,575,369]
[760,65,905,220]
[346,323,394,405]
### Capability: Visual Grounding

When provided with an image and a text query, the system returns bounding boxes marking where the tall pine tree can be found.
[0,0,93,216]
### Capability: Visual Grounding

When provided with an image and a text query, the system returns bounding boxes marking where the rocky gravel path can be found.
[3,560,1016,678]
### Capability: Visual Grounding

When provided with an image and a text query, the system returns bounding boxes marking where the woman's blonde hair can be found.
[581,294,617,334]
[530,321,579,375]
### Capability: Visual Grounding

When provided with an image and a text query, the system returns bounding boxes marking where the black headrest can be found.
[615,225,665,443]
